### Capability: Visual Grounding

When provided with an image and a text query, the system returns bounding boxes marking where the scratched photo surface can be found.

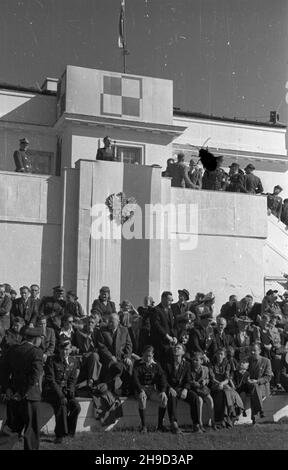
[0,0,287,121]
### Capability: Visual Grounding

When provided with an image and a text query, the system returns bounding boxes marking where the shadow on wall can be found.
[40,177,62,296]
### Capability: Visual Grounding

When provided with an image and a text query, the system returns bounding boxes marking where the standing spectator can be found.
[128,310,145,360]
[10,290,17,302]
[170,152,195,189]
[65,291,85,319]
[150,291,177,368]
[171,289,190,337]
[133,345,167,433]
[202,156,228,191]
[11,286,39,327]
[42,338,80,444]
[13,137,32,173]
[188,159,202,189]
[30,284,40,300]
[40,286,66,319]
[36,315,56,363]
[248,343,272,424]
[96,313,133,395]
[261,290,282,317]
[188,313,216,364]
[161,158,175,178]
[220,295,241,335]
[0,284,12,331]
[243,164,263,194]
[0,316,24,355]
[96,136,117,161]
[1,327,43,450]
[267,185,283,220]
[137,296,155,347]
[281,198,288,228]
[226,163,247,193]
[91,286,116,323]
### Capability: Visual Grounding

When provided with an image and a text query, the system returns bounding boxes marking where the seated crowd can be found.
[1,282,288,442]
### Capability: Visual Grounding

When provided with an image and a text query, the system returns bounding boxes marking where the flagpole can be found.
[123,0,127,73]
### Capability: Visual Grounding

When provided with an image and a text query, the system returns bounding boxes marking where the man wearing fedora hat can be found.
[13,137,33,173]
[1,327,43,449]
[243,163,263,194]
[171,289,190,337]
[267,185,283,220]
[226,163,247,193]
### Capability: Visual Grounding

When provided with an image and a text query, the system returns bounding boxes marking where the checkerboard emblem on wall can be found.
[101,75,143,118]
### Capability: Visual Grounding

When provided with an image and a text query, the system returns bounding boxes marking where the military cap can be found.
[66,290,78,300]
[20,137,29,144]
[178,289,190,300]
[53,285,65,292]
[274,185,283,192]
[229,162,240,168]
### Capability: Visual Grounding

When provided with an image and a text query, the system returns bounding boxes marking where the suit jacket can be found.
[244,173,263,194]
[164,359,191,391]
[73,328,98,354]
[11,297,39,325]
[0,294,12,317]
[150,303,176,349]
[0,328,23,354]
[43,355,78,399]
[1,341,43,401]
[188,167,202,189]
[96,325,132,365]
[248,356,272,385]
[213,329,235,350]
[39,296,66,317]
[40,327,56,356]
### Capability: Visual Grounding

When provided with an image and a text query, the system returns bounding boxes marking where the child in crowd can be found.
[231,357,250,417]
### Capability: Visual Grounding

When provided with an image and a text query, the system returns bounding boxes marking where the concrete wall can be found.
[0,90,56,126]
[170,189,268,313]
[0,172,62,295]
[65,66,173,125]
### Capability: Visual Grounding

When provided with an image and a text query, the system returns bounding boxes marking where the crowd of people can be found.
[162,152,288,228]
[1,281,288,449]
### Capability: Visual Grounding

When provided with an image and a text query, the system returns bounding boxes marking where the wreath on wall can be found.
[105,192,137,225]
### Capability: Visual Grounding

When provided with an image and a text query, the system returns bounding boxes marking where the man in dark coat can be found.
[91,286,116,323]
[1,327,43,450]
[202,156,228,191]
[13,137,33,173]
[0,316,24,355]
[226,163,247,193]
[40,286,66,319]
[150,291,177,367]
[244,163,263,194]
[42,338,80,443]
[36,315,56,362]
[73,316,102,386]
[212,317,234,352]
[248,343,272,424]
[188,313,216,363]
[171,289,190,338]
[220,295,241,335]
[11,286,39,327]
[267,185,283,220]
[96,313,133,394]
[188,159,202,189]
[170,152,196,189]
[164,343,201,433]
[96,136,117,161]
[0,284,12,331]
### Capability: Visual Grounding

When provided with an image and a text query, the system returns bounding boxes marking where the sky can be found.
[0,0,287,122]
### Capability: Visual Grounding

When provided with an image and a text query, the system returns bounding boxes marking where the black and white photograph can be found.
[0,0,287,456]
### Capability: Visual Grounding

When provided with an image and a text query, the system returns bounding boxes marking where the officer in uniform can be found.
[13,137,33,173]
[42,338,80,444]
[39,286,66,321]
[96,136,117,161]
[1,327,43,450]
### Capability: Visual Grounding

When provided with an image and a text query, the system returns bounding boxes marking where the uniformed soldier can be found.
[39,286,66,320]
[244,163,264,194]
[13,137,33,173]
[0,327,43,450]
[42,338,80,444]
[96,136,117,161]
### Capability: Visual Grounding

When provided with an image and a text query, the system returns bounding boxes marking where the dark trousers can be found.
[103,361,133,393]
[44,393,81,438]
[167,390,199,425]
[6,399,40,450]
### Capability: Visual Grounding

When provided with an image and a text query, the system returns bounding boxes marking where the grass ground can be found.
[8,422,288,450]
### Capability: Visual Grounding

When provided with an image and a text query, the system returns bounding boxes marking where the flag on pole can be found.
[118,0,125,49]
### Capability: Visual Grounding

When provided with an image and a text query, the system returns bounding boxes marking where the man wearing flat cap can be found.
[261,290,282,317]
[244,164,263,194]
[267,185,283,220]
[226,163,247,193]
[1,327,43,450]
[13,137,33,173]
